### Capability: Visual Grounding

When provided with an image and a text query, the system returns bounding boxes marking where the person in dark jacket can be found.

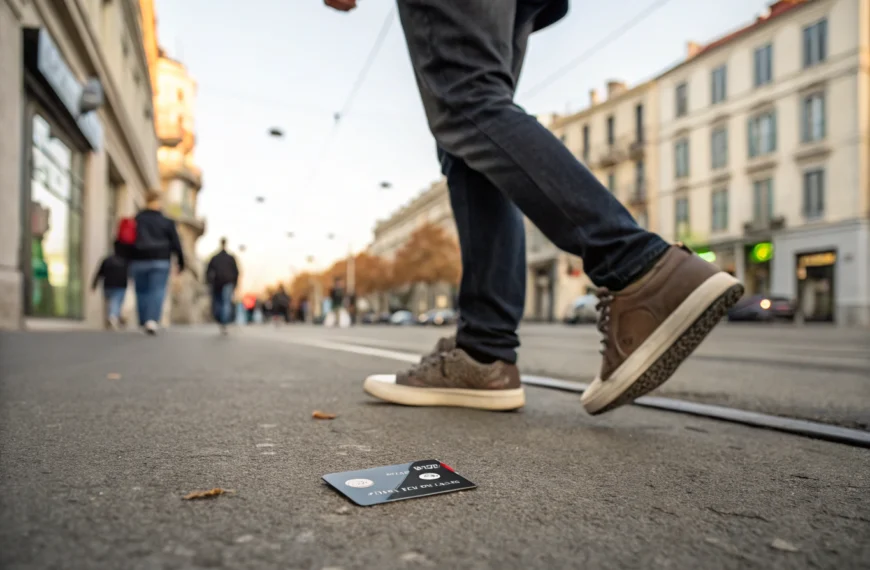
[205,237,240,334]
[129,189,185,335]
[91,241,129,330]
[270,284,291,325]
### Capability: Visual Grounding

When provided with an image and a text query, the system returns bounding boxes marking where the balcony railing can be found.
[596,139,628,168]
[629,129,646,158]
[159,154,203,189]
[626,181,647,206]
[743,215,785,235]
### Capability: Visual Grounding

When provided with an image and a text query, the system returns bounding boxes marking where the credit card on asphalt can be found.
[322,459,476,507]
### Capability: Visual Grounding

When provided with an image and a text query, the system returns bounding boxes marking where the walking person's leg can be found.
[106,288,125,330]
[365,0,743,414]
[143,260,171,333]
[130,262,149,328]
[220,284,234,332]
[211,288,222,326]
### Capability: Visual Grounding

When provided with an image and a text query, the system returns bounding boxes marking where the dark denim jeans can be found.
[397,0,670,364]
[212,283,235,325]
[130,260,171,326]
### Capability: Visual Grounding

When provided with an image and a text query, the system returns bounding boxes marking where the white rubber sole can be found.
[363,374,526,411]
[581,272,740,414]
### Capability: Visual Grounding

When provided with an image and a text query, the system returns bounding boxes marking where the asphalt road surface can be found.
[1,325,868,570]
[293,322,870,430]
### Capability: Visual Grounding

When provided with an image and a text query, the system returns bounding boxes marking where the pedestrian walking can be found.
[127,189,185,335]
[326,0,744,415]
[91,241,129,330]
[205,237,240,335]
[270,284,291,325]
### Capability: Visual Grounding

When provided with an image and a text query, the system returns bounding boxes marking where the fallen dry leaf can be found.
[770,538,799,552]
[312,410,337,420]
[106,373,122,380]
[182,488,234,501]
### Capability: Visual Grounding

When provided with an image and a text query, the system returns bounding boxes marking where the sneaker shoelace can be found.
[595,288,614,355]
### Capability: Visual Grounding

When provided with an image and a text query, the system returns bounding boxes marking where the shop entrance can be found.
[796,251,836,322]
[25,112,86,319]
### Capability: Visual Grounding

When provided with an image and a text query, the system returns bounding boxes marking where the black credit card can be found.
[322,459,476,506]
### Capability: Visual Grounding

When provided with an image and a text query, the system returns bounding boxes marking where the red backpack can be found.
[117,217,137,245]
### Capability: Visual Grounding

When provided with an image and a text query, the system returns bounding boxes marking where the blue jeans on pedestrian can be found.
[397,0,670,364]
[211,283,235,325]
[129,259,171,326]
[104,287,126,320]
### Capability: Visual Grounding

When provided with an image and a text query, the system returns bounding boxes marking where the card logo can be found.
[344,478,374,488]
[419,473,440,480]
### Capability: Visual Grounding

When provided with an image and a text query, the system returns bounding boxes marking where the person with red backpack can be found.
[118,189,185,335]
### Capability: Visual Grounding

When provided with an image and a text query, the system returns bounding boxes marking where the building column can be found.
[0,0,24,329]
[82,146,109,327]
[734,242,746,285]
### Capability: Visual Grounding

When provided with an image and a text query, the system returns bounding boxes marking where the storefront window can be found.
[28,114,84,318]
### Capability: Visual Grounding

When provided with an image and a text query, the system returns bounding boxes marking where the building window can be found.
[711,188,729,232]
[635,160,645,196]
[675,82,688,117]
[28,114,85,319]
[607,172,616,192]
[675,196,690,239]
[748,110,776,158]
[606,115,615,145]
[711,65,727,104]
[754,44,773,86]
[803,169,825,219]
[177,89,184,102]
[752,178,774,223]
[801,92,825,143]
[803,19,828,68]
[635,103,644,142]
[582,125,590,162]
[711,126,728,170]
[636,209,648,229]
[674,138,689,179]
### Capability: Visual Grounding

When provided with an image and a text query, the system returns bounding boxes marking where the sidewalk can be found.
[1,328,867,569]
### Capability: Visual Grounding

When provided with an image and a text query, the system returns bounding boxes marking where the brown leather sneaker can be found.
[364,347,525,411]
[581,244,744,415]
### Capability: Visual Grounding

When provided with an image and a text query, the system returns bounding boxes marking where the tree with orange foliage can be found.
[352,251,393,295]
[392,223,461,287]
[288,271,318,301]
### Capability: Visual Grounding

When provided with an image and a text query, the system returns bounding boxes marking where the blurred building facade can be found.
[657,0,870,325]
[368,180,456,314]
[140,0,208,324]
[535,82,660,321]
[0,0,159,329]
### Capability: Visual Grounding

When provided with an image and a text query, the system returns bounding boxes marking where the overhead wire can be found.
[521,0,678,99]
[300,7,397,193]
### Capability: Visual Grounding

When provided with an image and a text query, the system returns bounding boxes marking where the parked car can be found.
[360,311,391,324]
[727,294,796,322]
[564,294,599,324]
[417,308,458,326]
[389,310,416,326]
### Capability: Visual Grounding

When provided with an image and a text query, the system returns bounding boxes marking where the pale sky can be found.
[153,0,773,292]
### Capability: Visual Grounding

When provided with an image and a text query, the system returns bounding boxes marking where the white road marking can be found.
[285,338,590,389]
[288,338,420,363]
[255,443,275,448]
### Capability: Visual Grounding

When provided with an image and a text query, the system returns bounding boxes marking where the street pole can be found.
[346,241,355,296]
